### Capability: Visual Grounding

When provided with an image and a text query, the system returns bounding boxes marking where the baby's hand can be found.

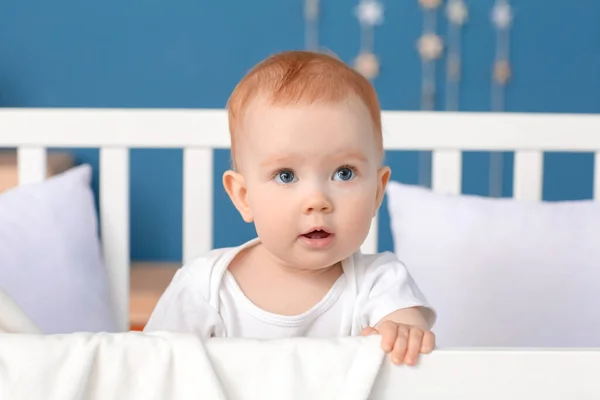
[361,321,435,366]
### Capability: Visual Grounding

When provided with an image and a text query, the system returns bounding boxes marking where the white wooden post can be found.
[100,147,130,331]
[432,150,462,194]
[183,148,214,264]
[595,152,600,201]
[17,147,47,185]
[362,215,378,254]
[513,150,544,201]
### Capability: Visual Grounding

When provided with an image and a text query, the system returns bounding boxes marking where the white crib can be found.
[1,108,600,398]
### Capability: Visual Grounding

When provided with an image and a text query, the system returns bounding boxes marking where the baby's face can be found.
[232,95,390,270]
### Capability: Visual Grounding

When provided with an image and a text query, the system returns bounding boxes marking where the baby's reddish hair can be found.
[226,50,382,167]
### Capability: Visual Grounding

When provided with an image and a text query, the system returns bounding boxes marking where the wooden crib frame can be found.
[1,108,600,333]
[2,108,600,397]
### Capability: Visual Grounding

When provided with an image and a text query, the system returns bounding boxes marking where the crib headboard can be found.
[1,108,599,331]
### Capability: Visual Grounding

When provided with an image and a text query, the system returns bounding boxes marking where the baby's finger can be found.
[377,322,398,353]
[361,327,378,336]
[391,326,409,365]
[421,330,436,354]
[404,328,424,366]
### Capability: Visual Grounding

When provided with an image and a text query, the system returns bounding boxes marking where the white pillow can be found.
[386,180,600,348]
[0,165,117,334]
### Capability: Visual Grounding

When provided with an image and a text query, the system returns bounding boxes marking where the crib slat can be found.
[432,150,462,194]
[513,151,543,201]
[100,148,130,332]
[595,152,600,201]
[183,148,213,264]
[361,216,378,254]
[17,147,47,185]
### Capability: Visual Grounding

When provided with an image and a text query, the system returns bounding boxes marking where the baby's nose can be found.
[303,193,333,214]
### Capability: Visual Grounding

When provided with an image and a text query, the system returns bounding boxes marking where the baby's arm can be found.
[356,252,436,366]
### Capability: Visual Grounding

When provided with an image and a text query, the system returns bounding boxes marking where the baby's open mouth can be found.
[299,228,334,248]
[302,230,331,239]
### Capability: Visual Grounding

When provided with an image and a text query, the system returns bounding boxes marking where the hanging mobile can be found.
[354,0,384,81]
[304,0,320,51]
[489,0,513,197]
[445,0,468,111]
[417,0,443,187]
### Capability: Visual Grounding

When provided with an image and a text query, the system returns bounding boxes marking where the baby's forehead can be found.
[233,96,381,168]
[243,95,372,131]
[239,134,377,170]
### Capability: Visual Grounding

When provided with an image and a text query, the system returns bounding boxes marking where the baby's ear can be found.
[374,166,391,215]
[223,170,254,223]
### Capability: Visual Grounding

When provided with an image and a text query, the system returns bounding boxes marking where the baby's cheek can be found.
[339,198,373,232]
[251,189,294,228]
[345,186,376,211]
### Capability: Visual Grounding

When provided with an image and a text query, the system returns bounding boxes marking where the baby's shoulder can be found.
[171,246,237,299]
[352,251,406,274]
[351,251,411,285]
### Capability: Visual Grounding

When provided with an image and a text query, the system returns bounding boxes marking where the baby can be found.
[144,50,436,366]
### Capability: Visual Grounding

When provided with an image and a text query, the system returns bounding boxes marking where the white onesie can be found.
[143,238,435,338]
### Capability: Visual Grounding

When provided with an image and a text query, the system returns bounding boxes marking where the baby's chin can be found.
[276,245,354,272]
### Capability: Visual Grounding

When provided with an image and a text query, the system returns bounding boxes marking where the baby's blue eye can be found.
[274,170,296,184]
[333,167,355,181]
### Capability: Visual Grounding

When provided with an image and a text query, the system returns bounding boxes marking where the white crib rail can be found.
[17,147,47,185]
[514,150,544,201]
[183,148,214,264]
[361,217,378,254]
[370,348,600,399]
[595,151,600,200]
[99,148,130,331]
[382,111,600,202]
[2,109,600,330]
[432,150,462,195]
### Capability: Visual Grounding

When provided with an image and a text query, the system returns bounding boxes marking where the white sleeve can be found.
[143,268,225,338]
[355,252,436,329]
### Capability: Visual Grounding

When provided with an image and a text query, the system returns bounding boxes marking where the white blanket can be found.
[0,331,385,400]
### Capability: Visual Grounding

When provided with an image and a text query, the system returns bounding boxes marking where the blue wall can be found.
[2,1,599,261]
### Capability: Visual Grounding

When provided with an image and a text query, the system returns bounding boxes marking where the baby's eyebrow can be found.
[260,154,303,168]
[335,151,369,163]
[260,150,369,168]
